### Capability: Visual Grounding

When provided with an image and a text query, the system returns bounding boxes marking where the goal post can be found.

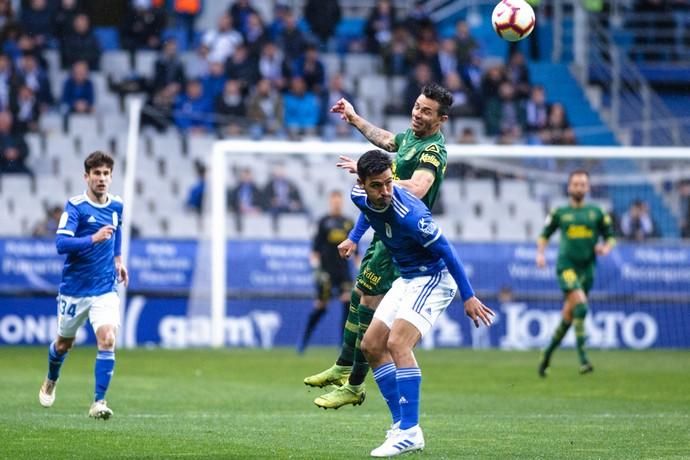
[207,140,690,348]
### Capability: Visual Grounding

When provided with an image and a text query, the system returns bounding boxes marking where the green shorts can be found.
[355,239,400,296]
[557,265,594,295]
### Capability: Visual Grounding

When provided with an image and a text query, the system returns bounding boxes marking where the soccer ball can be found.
[491,0,536,42]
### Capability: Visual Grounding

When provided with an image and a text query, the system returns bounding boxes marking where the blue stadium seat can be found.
[93,27,121,51]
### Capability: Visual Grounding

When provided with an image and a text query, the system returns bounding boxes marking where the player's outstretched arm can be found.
[330,97,396,151]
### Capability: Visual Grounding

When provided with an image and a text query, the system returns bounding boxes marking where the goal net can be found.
[188,140,690,350]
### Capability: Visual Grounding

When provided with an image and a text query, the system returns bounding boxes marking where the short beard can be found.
[570,193,585,203]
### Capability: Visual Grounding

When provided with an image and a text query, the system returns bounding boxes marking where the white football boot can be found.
[38,379,57,408]
[371,425,425,457]
[88,400,113,420]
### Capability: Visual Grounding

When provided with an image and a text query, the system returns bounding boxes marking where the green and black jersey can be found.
[392,129,447,209]
[540,203,615,270]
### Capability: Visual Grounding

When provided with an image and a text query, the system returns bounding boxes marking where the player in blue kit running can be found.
[38,151,128,420]
[337,150,494,457]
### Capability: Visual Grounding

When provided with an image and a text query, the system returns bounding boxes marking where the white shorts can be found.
[57,291,120,338]
[374,270,457,337]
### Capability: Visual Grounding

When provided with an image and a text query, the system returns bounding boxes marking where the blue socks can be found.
[94,350,115,401]
[397,367,422,430]
[373,362,401,424]
[47,341,68,381]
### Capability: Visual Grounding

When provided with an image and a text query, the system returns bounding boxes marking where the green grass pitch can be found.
[1,347,688,459]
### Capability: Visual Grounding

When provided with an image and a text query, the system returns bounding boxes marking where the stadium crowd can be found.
[0,0,687,239]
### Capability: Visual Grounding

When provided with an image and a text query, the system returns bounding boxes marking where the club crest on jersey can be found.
[417,217,437,235]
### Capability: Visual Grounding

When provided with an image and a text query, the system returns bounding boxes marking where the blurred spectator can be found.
[321,73,356,140]
[53,0,80,44]
[200,59,226,101]
[445,71,475,117]
[481,64,506,104]
[185,42,210,79]
[621,199,655,241]
[505,51,531,99]
[152,38,186,95]
[283,76,320,139]
[524,85,549,143]
[120,0,166,63]
[0,53,17,111]
[228,167,263,214]
[388,61,431,115]
[10,84,40,133]
[225,43,258,92]
[453,20,478,67]
[0,0,14,30]
[173,79,212,134]
[243,12,267,58]
[61,13,101,71]
[214,79,246,136]
[0,111,30,175]
[16,53,53,108]
[1,23,22,61]
[20,0,54,49]
[382,24,414,76]
[304,0,341,47]
[484,82,524,140]
[263,162,305,216]
[173,0,201,50]
[404,0,434,39]
[458,126,477,144]
[33,205,63,237]
[414,36,443,82]
[141,82,179,132]
[288,44,325,93]
[275,9,307,62]
[247,78,284,139]
[228,0,257,37]
[268,3,291,41]
[438,38,459,79]
[257,41,285,89]
[543,103,576,145]
[201,13,243,64]
[61,60,94,114]
[365,0,396,54]
[185,160,206,215]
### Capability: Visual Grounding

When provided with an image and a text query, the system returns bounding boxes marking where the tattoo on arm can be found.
[357,119,396,151]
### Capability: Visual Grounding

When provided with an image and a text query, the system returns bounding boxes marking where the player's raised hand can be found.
[464,296,495,328]
[336,155,357,174]
[92,225,116,243]
[330,97,357,123]
[337,239,357,259]
[535,252,546,268]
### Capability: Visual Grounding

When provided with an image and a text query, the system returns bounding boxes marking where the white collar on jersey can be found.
[83,191,112,208]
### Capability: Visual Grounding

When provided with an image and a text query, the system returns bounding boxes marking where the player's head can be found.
[357,150,393,209]
[83,151,114,199]
[411,82,453,137]
[567,169,590,203]
[328,190,343,215]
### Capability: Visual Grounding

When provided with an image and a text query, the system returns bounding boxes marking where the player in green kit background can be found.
[303,83,453,410]
[536,170,615,377]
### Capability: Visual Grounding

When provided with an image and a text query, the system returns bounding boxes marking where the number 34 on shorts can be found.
[56,292,120,338]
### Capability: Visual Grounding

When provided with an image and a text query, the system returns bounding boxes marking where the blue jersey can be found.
[56,193,123,297]
[351,184,445,279]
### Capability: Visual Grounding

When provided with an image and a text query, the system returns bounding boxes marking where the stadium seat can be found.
[494,218,528,241]
[434,215,461,240]
[68,114,99,138]
[187,135,216,162]
[499,180,531,200]
[94,27,121,51]
[276,214,312,240]
[239,214,274,238]
[321,53,342,77]
[39,112,64,135]
[101,51,130,80]
[463,179,496,201]
[460,216,491,241]
[389,76,407,99]
[0,175,33,197]
[135,50,157,78]
[386,116,411,135]
[343,54,380,78]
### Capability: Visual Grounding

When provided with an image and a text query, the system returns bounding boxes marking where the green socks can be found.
[349,304,375,385]
[336,291,361,366]
[544,319,571,361]
[573,302,589,365]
